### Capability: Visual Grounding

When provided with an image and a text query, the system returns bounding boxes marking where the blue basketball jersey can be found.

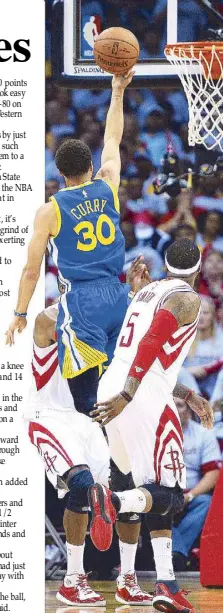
[48,178,125,284]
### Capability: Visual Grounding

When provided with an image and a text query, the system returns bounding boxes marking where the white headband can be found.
[165,252,201,276]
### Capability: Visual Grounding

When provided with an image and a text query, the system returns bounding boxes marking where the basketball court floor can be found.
[46,576,223,613]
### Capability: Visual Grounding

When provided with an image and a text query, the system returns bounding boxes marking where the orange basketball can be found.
[94,27,139,75]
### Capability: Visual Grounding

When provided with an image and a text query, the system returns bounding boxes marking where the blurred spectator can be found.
[45,134,76,187]
[137,225,172,261]
[140,27,163,59]
[133,150,168,216]
[120,143,135,179]
[196,210,223,253]
[185,296,223,399]
[123,114,140,155]
[179,123,196,166]
[172,223,196,243]
[140,107,184,167]
[172,397,220,571]
[198,250,223,315]
[80,122,103,173]
[72,89,110,113]
[118,184,129,221]
[45,271,60,306]
[126,174,156,228]
[157,190,196,234]
[45,179,60,202]
[121,221,164,281]
[193,175,223,216]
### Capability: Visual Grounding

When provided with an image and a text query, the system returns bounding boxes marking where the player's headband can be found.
[165,252,201,276]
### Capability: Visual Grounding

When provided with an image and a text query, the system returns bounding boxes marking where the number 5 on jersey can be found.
[120,313,139,347]
[74,213,115,251]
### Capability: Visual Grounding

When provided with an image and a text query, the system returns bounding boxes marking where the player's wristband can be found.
[184,389,193,403]
[14,311,27,317]
[120,390,132,403]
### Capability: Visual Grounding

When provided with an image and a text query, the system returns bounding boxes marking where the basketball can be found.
[94,27,139,75]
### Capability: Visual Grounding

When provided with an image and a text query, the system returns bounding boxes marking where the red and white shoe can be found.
[153,582,195,613]
[56,574,106,606]
[88,483,116,551]
[116,572,153,606]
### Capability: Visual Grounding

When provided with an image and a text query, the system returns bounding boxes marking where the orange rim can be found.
[165,41,223,79]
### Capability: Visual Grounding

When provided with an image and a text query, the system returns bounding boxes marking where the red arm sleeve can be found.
[128,309,178,382]
[203,360,223,376]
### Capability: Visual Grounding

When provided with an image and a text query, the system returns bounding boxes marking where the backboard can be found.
[50,0,223,88]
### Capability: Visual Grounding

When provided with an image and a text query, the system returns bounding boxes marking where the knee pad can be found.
[66,468,94,513]
[142,482,184,517]
[146,511,173,532]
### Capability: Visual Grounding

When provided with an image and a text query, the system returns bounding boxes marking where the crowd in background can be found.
[45,0,223,574]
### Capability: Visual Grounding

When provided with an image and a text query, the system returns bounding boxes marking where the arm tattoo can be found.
[162,291,200,327]
[123,380,192,404]
[124,376,141,399]
[173,382,191,399]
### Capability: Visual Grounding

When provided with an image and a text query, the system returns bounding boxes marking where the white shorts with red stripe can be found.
[99,362,186,489]
[25,409,110,496]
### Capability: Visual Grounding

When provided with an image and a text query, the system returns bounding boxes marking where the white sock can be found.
[151,537,175,581]
[116,489,147,514]
[64,542,85,586]
[119,540,137,576]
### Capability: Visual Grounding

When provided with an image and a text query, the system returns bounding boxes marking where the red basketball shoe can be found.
[116,572,153,605]
[56,574,106,606]
[88,483,117,551]
[153,582,195,613]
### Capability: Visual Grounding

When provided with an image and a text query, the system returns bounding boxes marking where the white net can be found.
[164,44,223,151]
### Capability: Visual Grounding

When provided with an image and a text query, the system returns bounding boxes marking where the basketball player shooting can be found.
[5,70,134,418]
[89,239,214,613]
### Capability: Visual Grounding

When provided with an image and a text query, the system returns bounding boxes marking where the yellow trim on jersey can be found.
[60,181,93,191]
[50,196,62,237]
[62,335,107,379]
[95,177,120,214]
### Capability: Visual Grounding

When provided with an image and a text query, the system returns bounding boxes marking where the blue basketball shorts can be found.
[57,278,129,378]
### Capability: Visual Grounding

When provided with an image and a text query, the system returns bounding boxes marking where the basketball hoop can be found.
[164,42,223,151]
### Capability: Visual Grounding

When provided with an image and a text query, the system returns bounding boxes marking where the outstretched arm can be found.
[5,202,57,345]
[96,71,134,189]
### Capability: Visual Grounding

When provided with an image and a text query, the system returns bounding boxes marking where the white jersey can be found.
[27,341,74,413]
[114,278,200,392]
[25,306,109,490]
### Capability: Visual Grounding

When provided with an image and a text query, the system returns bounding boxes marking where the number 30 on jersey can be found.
[74,213,115,251]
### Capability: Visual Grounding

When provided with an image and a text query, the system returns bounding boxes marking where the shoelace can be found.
[124,573,144,594]
[78,574,97,596]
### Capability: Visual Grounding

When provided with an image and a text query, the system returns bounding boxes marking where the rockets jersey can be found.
[28,341,74,413]
[114,278,200,392]
[48,178,125,284]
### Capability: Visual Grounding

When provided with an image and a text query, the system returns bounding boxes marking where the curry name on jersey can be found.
[48,178,125,284]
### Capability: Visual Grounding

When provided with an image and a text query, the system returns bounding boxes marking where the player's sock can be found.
[113,489,147,514]
[119,540,137,575]
[151,537,176,582]
[64,542,85,586]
